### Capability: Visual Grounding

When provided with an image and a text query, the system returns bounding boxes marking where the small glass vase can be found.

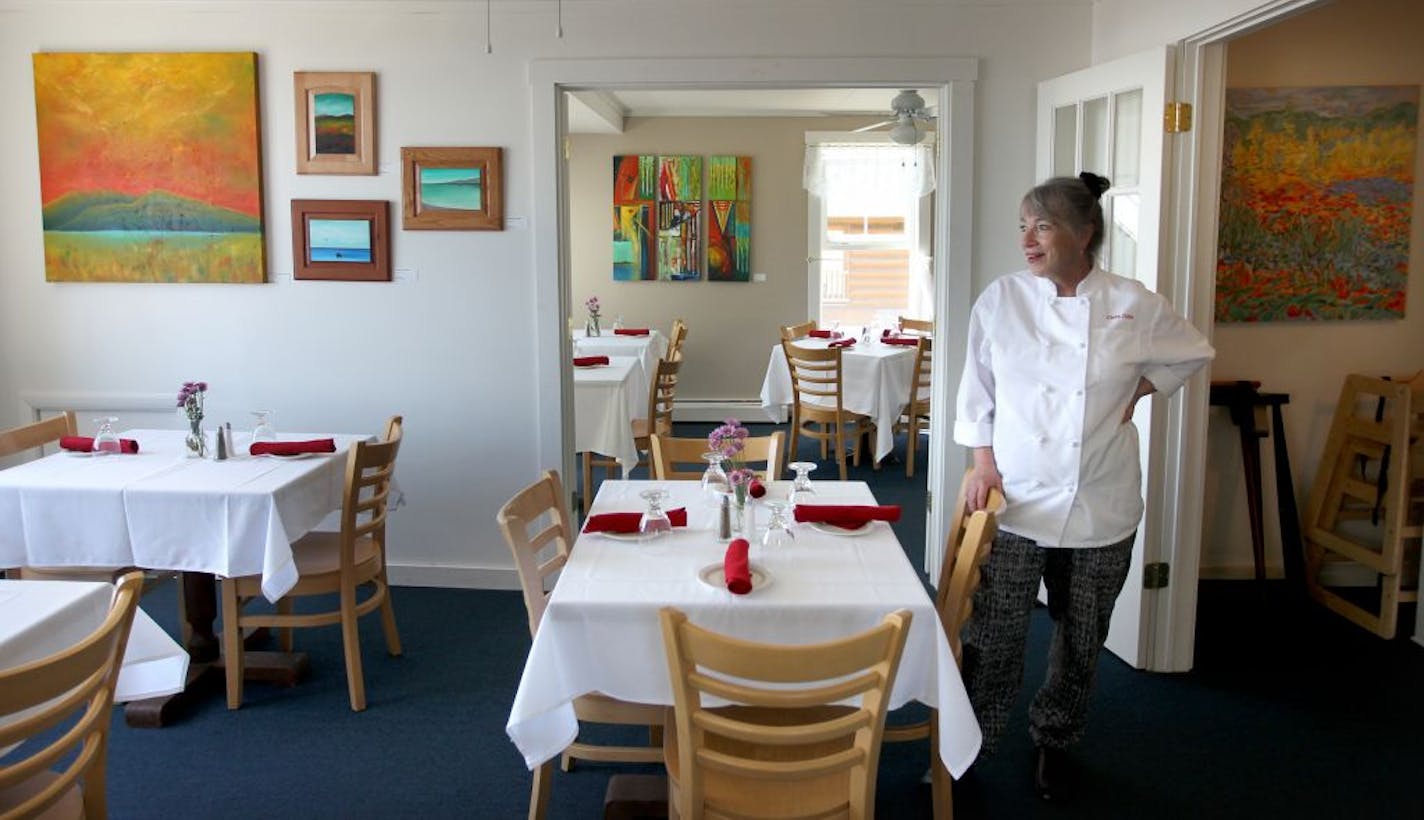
[185,417,207,459]
[586,315,602,337]
[730,487,750,535]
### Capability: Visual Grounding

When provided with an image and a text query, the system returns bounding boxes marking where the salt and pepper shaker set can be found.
[718,494,732,539]
[213,422,235,461]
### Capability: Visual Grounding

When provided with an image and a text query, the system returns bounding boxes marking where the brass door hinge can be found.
[1164,102,1192,133]
[1143,561,1170,589]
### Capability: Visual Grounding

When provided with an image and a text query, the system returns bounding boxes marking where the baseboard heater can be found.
[673,400,785,424]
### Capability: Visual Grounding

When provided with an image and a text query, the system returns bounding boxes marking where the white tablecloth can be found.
[0,429,364,602]
[505,480,982,778]
[573,357,642,476]
[0,579,188,710]
[573,327,668,391]
[759,339,917,462]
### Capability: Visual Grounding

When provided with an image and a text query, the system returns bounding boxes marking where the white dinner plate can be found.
[61,450,97,458]
[592,529,657,542]
[808,520,879,537]
[261,451,321,461]
[698,561,772,592]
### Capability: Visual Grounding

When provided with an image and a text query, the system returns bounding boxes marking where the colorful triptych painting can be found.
[707,156,752,282]
[32,52,266,283]
[1216,85,1417,321]
[656,156,702,281]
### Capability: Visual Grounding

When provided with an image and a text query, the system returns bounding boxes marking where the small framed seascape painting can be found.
[400,147,504,230]
[294,71,376,175]
[291,200,390,281]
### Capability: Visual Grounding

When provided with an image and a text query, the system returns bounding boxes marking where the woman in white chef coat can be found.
[953,173,1213,799]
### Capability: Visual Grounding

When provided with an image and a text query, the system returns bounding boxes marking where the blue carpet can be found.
[97,424,1424,818]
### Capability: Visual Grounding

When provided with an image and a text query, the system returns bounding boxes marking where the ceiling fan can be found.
[853,89,935,145]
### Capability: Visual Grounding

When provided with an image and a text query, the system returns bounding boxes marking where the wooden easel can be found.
[1303,373,1423,638]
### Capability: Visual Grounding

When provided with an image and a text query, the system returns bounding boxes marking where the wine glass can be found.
[92,417,121,455]
[701,452,730,499]
[250,410,277,444]
[829,319,842,339]
[761,500,795,549]
[638,488,673,538]
[787,461,817,506]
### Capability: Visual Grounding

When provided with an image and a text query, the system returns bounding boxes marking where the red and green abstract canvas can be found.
[32,52,266,283]
[707,155,751,282]
[1216,85,1416,321]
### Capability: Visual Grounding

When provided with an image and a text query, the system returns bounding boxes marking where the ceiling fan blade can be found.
[852,119,896,133]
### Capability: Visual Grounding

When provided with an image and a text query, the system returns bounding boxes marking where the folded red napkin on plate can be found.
[724,538,752,595]
[60,436,139,454]
[882,335,920,346]
[748,478,766,499]
[250,439,337,457]
[828,337,856,348]
[614,328,650,336]
[573,355,610,367]
[808,329,834,338]
[794,504,902,529]
[582,507,689,534]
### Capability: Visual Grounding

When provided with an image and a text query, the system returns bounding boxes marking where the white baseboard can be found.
[674,399,785,424]
[387,563,521,590]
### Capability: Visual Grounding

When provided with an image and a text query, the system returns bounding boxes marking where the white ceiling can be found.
[565,87,936,134]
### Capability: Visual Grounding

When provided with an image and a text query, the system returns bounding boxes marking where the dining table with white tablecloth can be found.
[572,356,644,476]
[759,336,918,464]
[505,479,982,781]
[572,327,669,399]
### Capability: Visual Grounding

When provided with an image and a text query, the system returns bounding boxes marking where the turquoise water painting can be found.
[308,218,371,263]
[419,167,482,211]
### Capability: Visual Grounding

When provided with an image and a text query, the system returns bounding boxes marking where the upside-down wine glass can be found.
[250,410,277,444]
[638,488,673,539]
[92,417,121,455]
[701,452,730,500]
[787,461,817,507]
[761,500,795,549]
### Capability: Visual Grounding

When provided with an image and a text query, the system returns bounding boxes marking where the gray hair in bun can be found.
[1022,173,1110,266]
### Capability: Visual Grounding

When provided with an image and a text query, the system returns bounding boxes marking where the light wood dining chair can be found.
[667,318,689,360]
[892,336,933,477]
[779,319,817,342]
[649,431,784,481]
[220,416,403,712]
[497,470,664,820]
[582,355,682,514]
[659,606,912,820]
[897,316,934,337]
[781,340,875,480]
[0,410,76,463]
[0,571,143,820]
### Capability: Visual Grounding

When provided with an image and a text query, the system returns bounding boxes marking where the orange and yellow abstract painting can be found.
[1216,85,1416,321]
[32,52,266,283]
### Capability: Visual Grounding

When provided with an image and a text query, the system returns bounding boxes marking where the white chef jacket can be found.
[953,268,1214,548]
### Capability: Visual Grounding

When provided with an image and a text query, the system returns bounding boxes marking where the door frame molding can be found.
[529,57,977,582]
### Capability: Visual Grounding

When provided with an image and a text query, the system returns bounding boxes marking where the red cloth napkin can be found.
[882,335,920,346]
[614,328,650,336]
[573,355,610,367]
[794,504,902,529]
[60,436,139,454]
[582,507,688,534]
[828,337,856,348]
[724,538,752,594]
[748,479,766,499]
[250,439,337,457]
[808,329,835,338]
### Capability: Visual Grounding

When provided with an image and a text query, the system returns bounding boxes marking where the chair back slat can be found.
[0,411,77,460]
[338,419,402,570]
[934,469,1003,664]
[650,432,784,481]
[496,470,575,636]
[779,320,817,341]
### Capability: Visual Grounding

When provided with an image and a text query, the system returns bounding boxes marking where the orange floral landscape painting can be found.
[32,52,266,283]
[1216,85,1417,321]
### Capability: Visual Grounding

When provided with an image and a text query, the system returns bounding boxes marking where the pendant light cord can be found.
[557,0,563,38]
[485,0,492,54]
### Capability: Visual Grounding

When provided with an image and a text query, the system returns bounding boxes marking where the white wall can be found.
[1199,0,1424,577]
[0,0,1093,586]
[1092,0,1282,62]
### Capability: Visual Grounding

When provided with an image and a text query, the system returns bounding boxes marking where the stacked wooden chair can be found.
[1304,372,1423,638]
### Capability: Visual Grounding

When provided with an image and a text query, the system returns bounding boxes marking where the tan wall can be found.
[1202,0,1424,576]
[568,115,878,403]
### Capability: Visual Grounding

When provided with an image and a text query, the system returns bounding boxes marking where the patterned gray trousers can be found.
[961,529,1135,753]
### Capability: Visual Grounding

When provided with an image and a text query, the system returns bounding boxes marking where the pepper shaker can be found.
[718,494,732,540]
[213,424,228,460]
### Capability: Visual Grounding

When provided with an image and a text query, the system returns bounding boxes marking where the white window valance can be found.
[802,142,936,199]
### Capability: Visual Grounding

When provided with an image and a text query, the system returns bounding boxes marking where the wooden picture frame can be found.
[291,200,390,281]
[401,146,504,230]
[294,71,376,175]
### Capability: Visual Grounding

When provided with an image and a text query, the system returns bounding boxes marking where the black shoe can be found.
[1034,745,1065,801]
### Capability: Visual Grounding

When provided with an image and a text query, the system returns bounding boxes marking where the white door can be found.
[1036,46,1173,669]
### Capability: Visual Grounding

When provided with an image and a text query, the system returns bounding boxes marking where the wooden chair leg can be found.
[582,451,594,517]
[786,421,800,478]
[907,415,919,478]
[276,597,294,652]
[529,759,554,820]
[220,581,244,709]
[377,578,403,656]
[340,586,367,711]
[835,420,848,481]
[931,716,953,819]
[561,749,575,772]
